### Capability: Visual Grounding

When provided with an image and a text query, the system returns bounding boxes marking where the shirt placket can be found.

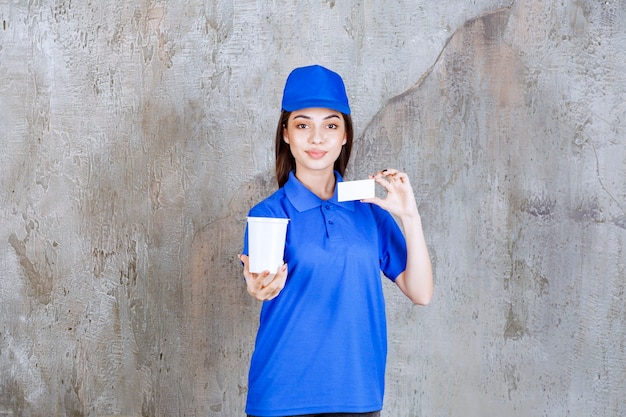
[321,203,339,239]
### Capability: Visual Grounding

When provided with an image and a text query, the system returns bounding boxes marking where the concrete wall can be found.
[1,1,624,416]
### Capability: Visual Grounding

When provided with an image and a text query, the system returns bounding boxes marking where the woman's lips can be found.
[306,150,327,159]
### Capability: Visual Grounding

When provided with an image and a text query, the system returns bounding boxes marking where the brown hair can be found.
[274,110,354,187]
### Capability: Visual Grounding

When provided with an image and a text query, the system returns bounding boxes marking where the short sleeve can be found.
[371,205,407,281]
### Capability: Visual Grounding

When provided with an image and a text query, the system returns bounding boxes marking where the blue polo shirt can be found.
[242,171,407,416]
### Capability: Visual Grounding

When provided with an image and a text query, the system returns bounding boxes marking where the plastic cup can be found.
[247,217,290,274]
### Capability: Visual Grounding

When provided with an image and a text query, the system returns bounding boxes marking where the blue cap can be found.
[281,65,351,115]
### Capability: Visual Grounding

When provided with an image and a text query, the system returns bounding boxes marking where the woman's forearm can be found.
[395,213,434,305]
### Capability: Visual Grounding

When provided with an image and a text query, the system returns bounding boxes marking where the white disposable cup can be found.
[247,217,290,274]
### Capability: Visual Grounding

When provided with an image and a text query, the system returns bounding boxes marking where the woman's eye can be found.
[327,123,338,129]
[296,123,308,129]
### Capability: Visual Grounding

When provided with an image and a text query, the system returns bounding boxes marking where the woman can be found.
[239,64,433,417]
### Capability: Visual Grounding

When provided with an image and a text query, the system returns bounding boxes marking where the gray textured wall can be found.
[1,1,625,416]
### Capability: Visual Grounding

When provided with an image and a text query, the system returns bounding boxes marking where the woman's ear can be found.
[283,127,290,144]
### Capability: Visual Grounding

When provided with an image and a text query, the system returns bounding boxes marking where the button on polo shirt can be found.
[243,171,407,417]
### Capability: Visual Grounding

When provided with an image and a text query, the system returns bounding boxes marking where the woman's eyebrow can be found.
[292,114,340,120]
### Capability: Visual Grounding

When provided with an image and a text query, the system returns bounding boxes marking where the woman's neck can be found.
[295,169,336,200]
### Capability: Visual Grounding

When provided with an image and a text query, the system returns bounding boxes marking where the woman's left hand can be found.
[362,169,419,219]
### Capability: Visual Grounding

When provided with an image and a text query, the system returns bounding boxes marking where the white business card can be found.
[337,179,375,202]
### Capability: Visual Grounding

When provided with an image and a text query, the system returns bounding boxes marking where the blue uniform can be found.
[242,171,407,416]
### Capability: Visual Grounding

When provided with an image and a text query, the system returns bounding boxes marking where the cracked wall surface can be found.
[1,1,625,416]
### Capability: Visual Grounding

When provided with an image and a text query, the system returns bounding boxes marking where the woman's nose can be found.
[309,128,323,144]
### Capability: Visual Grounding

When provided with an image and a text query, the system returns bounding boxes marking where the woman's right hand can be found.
[238,254,288,301]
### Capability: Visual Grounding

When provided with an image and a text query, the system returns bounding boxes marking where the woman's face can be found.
[283,107,347,177]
